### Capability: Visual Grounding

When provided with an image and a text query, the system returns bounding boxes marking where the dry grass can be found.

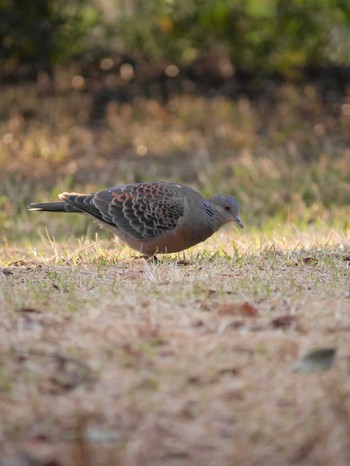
[0,76,350,465]
[0,227,350,466]
[1,78,350,240]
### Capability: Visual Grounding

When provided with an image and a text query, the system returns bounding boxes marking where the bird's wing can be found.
[61,183,185,240]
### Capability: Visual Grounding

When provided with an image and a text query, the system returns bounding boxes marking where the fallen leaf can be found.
[293,348,336,373]
[16,307,42,314]
[301,257,318,265]
[191,319,205,328]
[177,260,191,266]
[240,302,259,317]
[218,302,259,317]
[271,315,297,329]
[188,376,202,385]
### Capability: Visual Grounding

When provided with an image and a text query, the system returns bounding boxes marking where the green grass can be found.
[0,77,350,465]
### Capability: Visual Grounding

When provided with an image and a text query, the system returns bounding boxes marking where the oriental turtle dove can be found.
[28,182,243,257]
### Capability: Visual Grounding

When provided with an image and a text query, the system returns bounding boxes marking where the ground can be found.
[0,77,350,465]
[1,226,349,466]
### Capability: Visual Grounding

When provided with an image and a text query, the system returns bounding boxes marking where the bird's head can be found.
[207,194,244,229]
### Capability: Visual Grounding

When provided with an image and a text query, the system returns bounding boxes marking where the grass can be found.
[1,229,350,465]
[0,74,350,465]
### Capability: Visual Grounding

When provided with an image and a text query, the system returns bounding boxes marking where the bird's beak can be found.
[234,216,244,229]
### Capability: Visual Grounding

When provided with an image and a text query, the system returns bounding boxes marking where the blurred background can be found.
[1,0,350,243]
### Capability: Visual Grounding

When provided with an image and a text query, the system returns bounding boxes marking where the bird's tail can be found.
[27,202,81,213]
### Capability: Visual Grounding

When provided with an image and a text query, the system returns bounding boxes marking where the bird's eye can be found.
[224,205,230,211]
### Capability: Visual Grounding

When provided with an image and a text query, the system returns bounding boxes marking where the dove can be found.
[28,182,243,257]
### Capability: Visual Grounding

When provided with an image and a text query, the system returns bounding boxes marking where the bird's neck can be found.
[203,201,224,233]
